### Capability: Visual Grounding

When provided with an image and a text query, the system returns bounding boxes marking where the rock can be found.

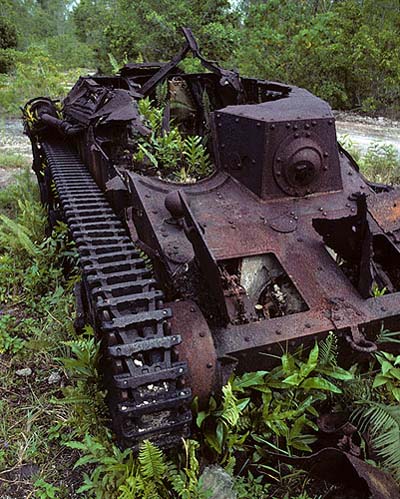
[16,367,32,377]
[201,465,237,499]
[47,371,61,385]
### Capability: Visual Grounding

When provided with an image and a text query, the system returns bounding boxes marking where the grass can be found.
[0,151,31,170]
[339,135,400,184]
[0,170,81,498]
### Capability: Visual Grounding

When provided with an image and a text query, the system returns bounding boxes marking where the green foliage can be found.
[361,142,400,184]
[0,46,84,115]
[198,342,352,462]
[235,0,400,116]
[0,314,25,353]
[338,136,400,184]
[352,401,400,482]
[372,351,400,402]
[234,471,271,498]
[134,98,213,182]
[66,435,208,498]
[0,150,31,168]
[34,478,61,499]
[0,17,17,50]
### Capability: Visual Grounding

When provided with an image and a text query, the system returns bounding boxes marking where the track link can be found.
[40,140,192,449]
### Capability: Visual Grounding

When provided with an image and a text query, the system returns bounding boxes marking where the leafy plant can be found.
[0,314,25,353]
[134,98,213,182]
[198,342,352,461]
[34,478,61,499]
[67,436,208,499]
[352,401,400,482]
[372,351,400,402]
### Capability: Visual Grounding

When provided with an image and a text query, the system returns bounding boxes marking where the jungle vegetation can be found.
[0,0,400,116]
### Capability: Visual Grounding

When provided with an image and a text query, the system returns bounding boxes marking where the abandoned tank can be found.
[23,28,400,451]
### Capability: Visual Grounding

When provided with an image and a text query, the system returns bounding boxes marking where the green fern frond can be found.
[0,214,41,256]
[138,440,167,483]
[221,383,240,427]
[318,331,338,367]
[352,401,400,480]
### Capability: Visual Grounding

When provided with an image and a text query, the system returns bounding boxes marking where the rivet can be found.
[312,120,317,126]
[271,124,275,130]
[290,211,295,216]
[216,113,221,118]
[121,405,127,411]
[294,133,299,138]
[251,159,256,164]
[323,166,328,171]
[351,208,356,213]
[306,132,310,137]
[199,331,205,337]
[305,323,311,328]
[235,118,239,123]
[218,123,222,127]
[275,330,281,335]
[190,306,195,312]
[256,122,261,127]
[276,171,281,176]
[206,363,213,369]
[360,185,365,189]
[277,157,282,162]
[345,203,350,207]
[163,310,168,315]
[145,194,151,198]
[244,336,250,342]
[293,125,298,130]
[305,123,310,129]
[286,123,291,128]
[294,216,298,220]
[328,120,333,125]
[221,143,225,148]
[319,207,324,211]
[323,152,329,157]
[178,368,184,374]
[323,211,327,216]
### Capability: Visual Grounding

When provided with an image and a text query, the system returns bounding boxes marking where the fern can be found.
[138,440,167,482]
[0,213,41,257]
[352,401,400,481]
[221,382,241,427]
[59,336,100,380]
[318,331,338,367]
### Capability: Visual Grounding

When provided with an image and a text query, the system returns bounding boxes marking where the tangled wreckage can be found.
[24,28,400,496]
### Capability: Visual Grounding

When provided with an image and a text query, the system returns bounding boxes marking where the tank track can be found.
[40,139,192,450]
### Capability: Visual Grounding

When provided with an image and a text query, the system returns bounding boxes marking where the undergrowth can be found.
[133,98,213,183]
[1,169,400,498]
[339,134,400,184]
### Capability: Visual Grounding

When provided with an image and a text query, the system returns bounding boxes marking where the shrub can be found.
[0,17,17,50]
[0,46,84,115]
